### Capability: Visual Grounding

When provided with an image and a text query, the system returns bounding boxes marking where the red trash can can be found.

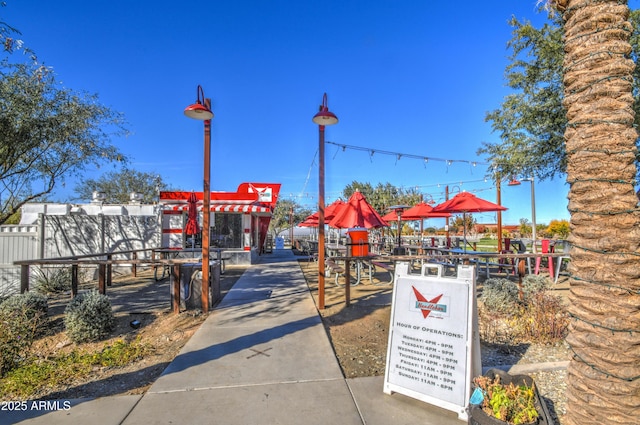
[348,228,369,257]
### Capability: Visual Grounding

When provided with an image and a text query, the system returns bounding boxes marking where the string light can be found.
[326,141,488,167]
[571,243,640,258]
[571,274,640,295]
[569,345,640,382]
[569,313,637,334]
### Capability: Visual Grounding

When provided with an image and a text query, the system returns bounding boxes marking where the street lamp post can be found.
[508,176,537,253]
[184,85,214,312]
[312,93,338,310]
[496,179,503,253]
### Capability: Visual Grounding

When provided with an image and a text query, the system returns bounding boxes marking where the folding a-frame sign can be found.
[384,263,481,422]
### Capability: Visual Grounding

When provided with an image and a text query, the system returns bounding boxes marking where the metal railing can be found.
[13,247,211,313]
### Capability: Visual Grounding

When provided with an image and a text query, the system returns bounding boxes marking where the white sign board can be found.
[383,262,481,421]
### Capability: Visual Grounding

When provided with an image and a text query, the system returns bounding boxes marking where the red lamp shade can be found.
[184,102,213,120]
[312,93,338,126]
[313,109,338,126]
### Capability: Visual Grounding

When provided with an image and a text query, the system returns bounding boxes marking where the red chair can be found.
[534,239,554,277]
[498,238,515,274]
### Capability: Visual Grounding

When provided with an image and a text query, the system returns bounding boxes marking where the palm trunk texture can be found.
[555,1,640,423]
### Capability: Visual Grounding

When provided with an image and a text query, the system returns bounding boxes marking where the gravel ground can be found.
[299,255,570,425]
[482,342,570,424]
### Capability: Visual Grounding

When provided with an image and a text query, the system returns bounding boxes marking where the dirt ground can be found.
[2,266,247,400]
[5,251,568,402]
[6,254,394,400]
[298,258,395,378]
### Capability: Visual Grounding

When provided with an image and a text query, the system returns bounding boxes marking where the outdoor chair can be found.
[510,239,532,274]
[553,240,571,283]
[301,240,318,262]
[534,239,555,277]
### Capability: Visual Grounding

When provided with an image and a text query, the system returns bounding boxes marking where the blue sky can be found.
[5,1,621,226]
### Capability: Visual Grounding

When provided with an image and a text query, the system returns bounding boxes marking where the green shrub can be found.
[0,292,49,328]
[33,266,72,294]
[64,290,115,343]
[521,274,550,302]
[480,278,519,313]
[0,293,49,375]
[473,372,539,424]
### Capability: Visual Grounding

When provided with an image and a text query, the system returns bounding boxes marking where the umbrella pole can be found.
[463,212,467,252]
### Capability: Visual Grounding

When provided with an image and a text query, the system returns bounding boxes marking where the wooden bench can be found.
[220,254,232,274]
[370,261,394,285]
[325,259,345,286]
[469,257,528,279]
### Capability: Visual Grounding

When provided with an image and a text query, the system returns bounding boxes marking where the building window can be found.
[211,213,242,248]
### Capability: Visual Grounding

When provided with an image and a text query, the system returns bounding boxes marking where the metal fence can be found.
[0,214,160,297]
[0,225,39,297]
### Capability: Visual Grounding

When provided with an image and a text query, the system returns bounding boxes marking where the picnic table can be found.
[422,246,567,281]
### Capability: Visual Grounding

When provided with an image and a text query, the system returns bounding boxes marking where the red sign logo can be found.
[411,286,444,319]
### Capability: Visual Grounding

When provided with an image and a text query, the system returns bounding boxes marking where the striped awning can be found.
[210,204,271,213]
[169,204,271,213]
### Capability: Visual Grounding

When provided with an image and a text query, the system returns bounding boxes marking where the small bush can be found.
[33,266,72,294]
[0,293,49,375]
[479,275,568,345]
[0,292,49,331]
[65,290,115,343]
[516,292,569,343]
[473,372,539,424]
[521,274,550,302]
[480,278,519,313]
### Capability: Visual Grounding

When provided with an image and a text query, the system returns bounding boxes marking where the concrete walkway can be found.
[7,250,465,425]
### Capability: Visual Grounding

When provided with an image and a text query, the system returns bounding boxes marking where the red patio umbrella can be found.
[432,191,506,250]
[403,202,452,220]
[403,202,451,235]
[184,192,200,248]
[328,191,389,229]
[381,202,452,221]
[306,199,346,223]
[382,202,452,236]
[381,210,402,222]
[298,215,318,227]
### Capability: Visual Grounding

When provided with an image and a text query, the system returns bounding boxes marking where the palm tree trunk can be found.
[554,1,640,423]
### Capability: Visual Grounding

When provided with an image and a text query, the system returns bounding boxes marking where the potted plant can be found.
[469,369,555,425]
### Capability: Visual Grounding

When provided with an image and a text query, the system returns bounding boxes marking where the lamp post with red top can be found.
[312,93,338,310]
[184,85,214,311]
[508,176,537,253]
